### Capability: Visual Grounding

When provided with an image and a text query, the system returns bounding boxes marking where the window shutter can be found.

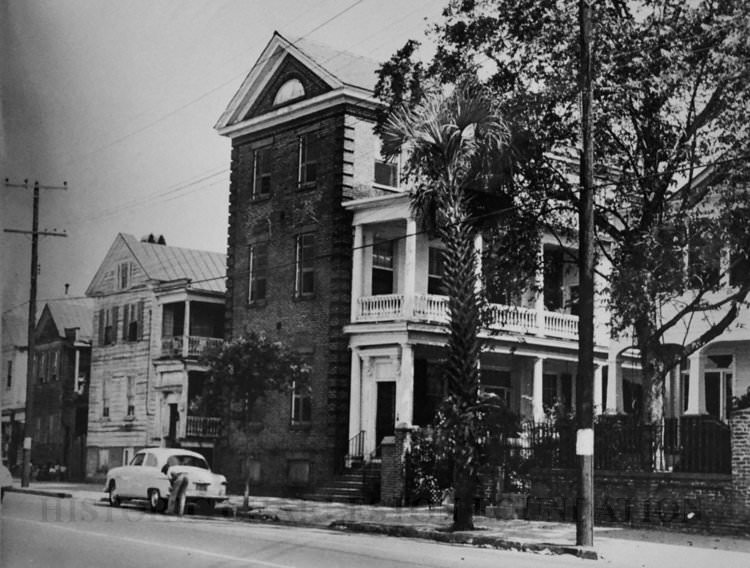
[98,309,105,345]
[137,300,145,340]
[111,306,119,344]
[122,304,130,341]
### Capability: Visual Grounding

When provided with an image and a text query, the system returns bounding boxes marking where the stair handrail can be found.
[348,430,366,460]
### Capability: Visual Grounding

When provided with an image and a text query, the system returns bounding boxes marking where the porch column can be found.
[182,300,191,358]
[403,218,418,317]
[348,348,362,443]
[593,364,603,415]
[74,348,80,391]
[685,350,706,414]
[534,242,545,336]
[532,356,545,421]
[351,224,364,322]
[606,353,623,414]
[396,343,414,426]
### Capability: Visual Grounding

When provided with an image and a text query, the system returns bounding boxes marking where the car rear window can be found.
[169,455,208,469]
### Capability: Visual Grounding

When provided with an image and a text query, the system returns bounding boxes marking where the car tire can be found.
[107,481,121,507]
[148,489,166,513]
[197,499,216,515]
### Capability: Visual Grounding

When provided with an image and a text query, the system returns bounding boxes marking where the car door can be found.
[141,452,163,497]
[120,452,145,497]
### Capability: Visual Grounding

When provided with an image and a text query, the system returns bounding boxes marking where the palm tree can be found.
[381,80,510,530]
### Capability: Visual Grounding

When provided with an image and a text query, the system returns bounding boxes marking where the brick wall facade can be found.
[221,101,383,495]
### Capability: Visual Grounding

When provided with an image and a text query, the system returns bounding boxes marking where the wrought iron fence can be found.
[499,415,730,475]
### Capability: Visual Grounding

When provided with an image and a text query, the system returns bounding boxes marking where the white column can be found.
[685,350,706,414]
[348,348,362,444]
[351,225,364,322]
[535,242,545,335]
[396,343,414,426]
[532,357,545,421]
[606,353,622,414]
[74,349,80,391]
[593,364,603,415]
[361,357,376,456]
[403,218,417,317]
[182,300,191,358]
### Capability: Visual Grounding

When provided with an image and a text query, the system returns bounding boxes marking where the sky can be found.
[0,0,444,323]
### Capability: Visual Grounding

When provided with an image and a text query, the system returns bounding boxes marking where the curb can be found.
[5,487,73,499]
[328,521,599,561]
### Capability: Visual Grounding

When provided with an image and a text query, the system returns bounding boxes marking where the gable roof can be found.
[215,31,380,133]
[86,234,227,295]
[44,298,96,341]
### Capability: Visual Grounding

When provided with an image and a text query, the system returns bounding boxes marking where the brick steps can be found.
[304,462,380,504]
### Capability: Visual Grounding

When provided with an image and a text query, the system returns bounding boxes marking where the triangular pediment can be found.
[215,32,379,133]
[85,233,147,297]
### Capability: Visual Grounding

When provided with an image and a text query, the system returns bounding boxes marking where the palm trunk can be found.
[439,192,482,531]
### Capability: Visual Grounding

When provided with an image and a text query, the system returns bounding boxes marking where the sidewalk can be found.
[8,480,750,563]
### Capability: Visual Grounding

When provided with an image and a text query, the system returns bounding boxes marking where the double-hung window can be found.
[102,379,110,418]
[126,376,135,418]
[122,302,143,342]
[427,247,446,295]
[248,242,268,302]
[373,138,401,188]
[291,381,312,425]
[117,262,132,290]
[371,240,394,295]
[252,147,272,198]
[298,133,320,187]
[295,234,315,297]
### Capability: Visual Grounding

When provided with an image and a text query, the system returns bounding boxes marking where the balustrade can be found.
[354,294,581,341]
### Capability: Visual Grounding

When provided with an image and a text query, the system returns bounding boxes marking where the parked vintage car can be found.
[104,448,227,513]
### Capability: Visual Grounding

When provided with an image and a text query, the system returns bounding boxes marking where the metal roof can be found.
[121,234,226,294]
[45,297,96,341]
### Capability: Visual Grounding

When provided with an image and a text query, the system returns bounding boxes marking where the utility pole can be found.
[576,0,595,548]
[4,179,67,487]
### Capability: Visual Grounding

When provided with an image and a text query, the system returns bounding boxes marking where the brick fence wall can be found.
[526,409,750,534]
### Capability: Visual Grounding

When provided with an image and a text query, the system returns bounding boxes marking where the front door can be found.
[375,382,396,452]
[168,403,179,444]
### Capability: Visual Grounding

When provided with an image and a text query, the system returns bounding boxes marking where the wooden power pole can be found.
[4,179,67,487]
[577,0,595,548]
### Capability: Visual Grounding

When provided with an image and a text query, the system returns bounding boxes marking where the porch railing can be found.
[160,336,224,358]
[500,416,730,475]
[185,416,222,438]
[355,293,582,341]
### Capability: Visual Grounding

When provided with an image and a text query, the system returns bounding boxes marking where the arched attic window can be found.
[273,78,305,106]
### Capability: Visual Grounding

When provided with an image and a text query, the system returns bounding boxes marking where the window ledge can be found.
[289,422,312,431]
[297,181,317,191]
[251,194,272,203]
[293,294,315,302]
[248,299,268,308]
[124,415,136,422]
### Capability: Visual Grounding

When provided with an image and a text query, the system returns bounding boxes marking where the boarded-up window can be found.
[287,460,310,486]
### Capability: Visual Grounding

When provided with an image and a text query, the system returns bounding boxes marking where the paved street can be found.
[4,491,750,568]
[2,492,591,568]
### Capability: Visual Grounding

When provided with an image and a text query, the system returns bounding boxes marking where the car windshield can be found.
[166,455,209,469]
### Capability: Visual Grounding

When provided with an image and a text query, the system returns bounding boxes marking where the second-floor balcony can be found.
[185,415,222,438]
[160,335,224,359]
[355,293,581,341]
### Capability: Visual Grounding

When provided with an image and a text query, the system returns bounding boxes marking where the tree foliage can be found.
[381,79,524,530]
[379,0,750,424]
[200,331,310,430]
